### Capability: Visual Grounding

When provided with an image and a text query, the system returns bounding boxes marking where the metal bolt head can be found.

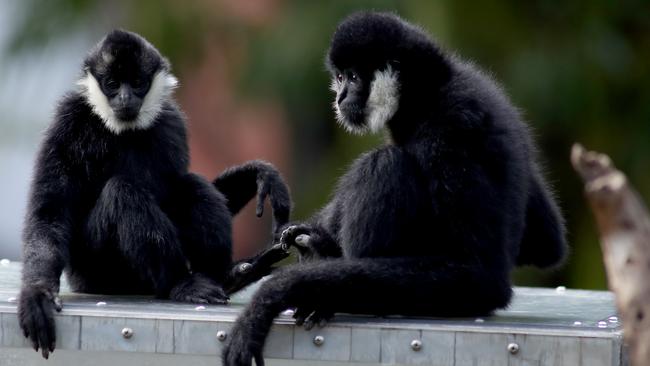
[121,327,134,339]
[313,335,325,346]
[507,342,519,354]
[410,339,422,351]
[216,331,227,342]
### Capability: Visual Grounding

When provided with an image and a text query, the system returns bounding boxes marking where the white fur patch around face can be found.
[77,70,178,134]
[330,65,400,135]
[365,65,400,133]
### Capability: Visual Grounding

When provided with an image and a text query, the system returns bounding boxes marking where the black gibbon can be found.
[19,30,291,359]
[222,12,566,366]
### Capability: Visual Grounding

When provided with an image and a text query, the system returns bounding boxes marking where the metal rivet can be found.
[608,316,619,323]
[556,286,567,293]
[239,262,252,274]
[195,305,206,311]
[507,343,519,354]
[474,318,485,323]
[121,327,134,339]
[410,339,422,351]
[573,321,583,326]
[0,258,10,266]
[7,297,16,303]
[313,335,325,346]
[217,331,227,342]
[96,301,107,307]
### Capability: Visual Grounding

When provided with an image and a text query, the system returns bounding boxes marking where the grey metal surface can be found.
[0,261,626,365]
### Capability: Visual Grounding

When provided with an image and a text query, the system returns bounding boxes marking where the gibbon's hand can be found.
[18,285,62,359]
[222,320,264,366]
[277,224,312,250]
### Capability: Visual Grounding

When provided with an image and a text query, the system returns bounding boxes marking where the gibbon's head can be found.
[77,30,178,134]
[326,12,450,135]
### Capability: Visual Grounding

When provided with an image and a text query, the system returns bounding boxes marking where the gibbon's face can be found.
[330,64,400,135]
[78,30,177,134]
[97,57,152,122]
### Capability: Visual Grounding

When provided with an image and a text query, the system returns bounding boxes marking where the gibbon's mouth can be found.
[114,107,140,122]
[340,104,366,127]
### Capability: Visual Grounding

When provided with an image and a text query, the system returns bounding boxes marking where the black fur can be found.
[18,30,291,359]
[222,12,566,366]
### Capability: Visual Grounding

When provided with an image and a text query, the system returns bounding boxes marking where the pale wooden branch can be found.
[571,143,650,366]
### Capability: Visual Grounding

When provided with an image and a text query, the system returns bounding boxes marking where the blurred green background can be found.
[1,0,648,290]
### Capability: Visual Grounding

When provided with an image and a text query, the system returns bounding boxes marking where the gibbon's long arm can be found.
[213,161,293,294]
[223,257,511,366]
[19,123,73,359]
[213,160,291,231]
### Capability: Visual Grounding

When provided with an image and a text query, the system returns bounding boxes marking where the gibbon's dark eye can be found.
[337,73,343,83]
[105,78,119,91]
[132,77,142,88]
[350,73,357,81]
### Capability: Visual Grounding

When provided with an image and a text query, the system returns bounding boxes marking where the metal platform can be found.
[0,261,626,365]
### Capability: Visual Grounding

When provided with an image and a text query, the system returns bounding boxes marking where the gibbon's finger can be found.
[303,317,316,331]
[255,178,271,217]
[295,234,311,247]
[35,297,54,359]
[205,296,229,305]
[53,297,63,312]
[43,297,57,352]
[191,297,209,304]
[254,352,266,366]
[293,307,312,326]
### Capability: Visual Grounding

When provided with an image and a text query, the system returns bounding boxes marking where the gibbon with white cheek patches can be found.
[222,12,566,366]
[18,30,292,359]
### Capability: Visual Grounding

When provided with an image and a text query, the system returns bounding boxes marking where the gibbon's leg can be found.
[168,173,233,303]
[89,176,188,298]
[171,173,290,299]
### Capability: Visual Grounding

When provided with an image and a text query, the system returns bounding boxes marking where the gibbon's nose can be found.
[337,87,348,106]
[117,86,132,107]
[114,86,140,121]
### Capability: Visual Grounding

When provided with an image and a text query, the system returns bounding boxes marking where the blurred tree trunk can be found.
[571,144,650,366]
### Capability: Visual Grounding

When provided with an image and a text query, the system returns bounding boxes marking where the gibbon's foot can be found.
[169,273,229,304]
[18,285,62,359]
[224,243,290,294]
[294,308,334,330]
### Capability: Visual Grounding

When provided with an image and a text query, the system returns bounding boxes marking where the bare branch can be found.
[571,143,650,366]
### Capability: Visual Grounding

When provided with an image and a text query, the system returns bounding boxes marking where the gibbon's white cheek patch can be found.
[77,71,178,134]
[365,65,400,133]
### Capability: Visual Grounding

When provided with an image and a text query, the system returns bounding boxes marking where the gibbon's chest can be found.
[67,120,184,187]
